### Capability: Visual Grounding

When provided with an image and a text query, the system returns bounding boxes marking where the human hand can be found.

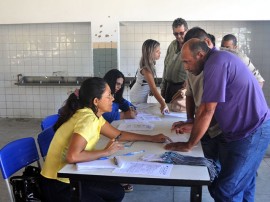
[164,142,191,152]
[151,134,173,143]
[124,108,137,119]
[160,104,169,114]
[173,123,193,134]
[171,121,186,131]
[104,141,124,155]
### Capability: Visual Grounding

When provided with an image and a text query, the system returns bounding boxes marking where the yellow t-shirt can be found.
[41,108,106,183]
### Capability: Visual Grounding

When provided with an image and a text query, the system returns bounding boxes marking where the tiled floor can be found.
[1,118,270,202]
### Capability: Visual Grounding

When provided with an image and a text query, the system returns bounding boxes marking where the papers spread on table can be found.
[113,161,173,177]
[76,156,125,170]
[118,122,154,131]
[164,111,187,119]
[124,112,161,123]
[76,158,117,170]
[76,156,173,177]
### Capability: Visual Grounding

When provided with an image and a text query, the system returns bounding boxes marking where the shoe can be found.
[122,184,133,193]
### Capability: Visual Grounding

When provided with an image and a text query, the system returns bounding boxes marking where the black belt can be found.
[167,81,184,85]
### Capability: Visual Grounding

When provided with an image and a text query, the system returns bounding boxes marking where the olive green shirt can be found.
[161,40,187,91]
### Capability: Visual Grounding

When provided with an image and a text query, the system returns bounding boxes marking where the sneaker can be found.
[122,184,133,193]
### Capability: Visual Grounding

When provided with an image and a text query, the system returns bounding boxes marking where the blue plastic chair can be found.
[40,114,59,131]
[0,137,41,202]
[37,127,55,161]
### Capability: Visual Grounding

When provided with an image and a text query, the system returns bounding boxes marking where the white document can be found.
[164,112,187,119]
[118,122,154,131]
[113,161,173,177]
[76,158,117,170]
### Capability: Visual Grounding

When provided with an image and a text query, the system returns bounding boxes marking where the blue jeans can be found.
[210,119,270,202]
[201,133,221,174]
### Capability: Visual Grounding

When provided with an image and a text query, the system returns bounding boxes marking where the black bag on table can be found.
[10,166,42,202]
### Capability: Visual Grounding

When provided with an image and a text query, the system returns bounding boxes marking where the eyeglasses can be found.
[104,93,114,99]
[173,31,186,36]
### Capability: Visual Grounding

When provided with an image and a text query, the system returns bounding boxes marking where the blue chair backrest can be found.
[37,127,55,160]
[0,137,40,179]
[41,114,59,131]
[0,137,41,201]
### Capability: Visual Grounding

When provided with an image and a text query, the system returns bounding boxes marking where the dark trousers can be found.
[164,81,185,103]
[40,176,125,202]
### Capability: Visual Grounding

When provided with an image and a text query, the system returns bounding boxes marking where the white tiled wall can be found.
[1,21,270,118]
[120,21,270,105]
[0,22,92,118]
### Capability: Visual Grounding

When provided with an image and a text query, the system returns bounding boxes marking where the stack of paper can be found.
[76,158,117,170]
[76,156,125,170]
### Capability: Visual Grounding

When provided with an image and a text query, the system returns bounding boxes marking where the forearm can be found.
[119,131,154,142]
[153,90,166,107]
[66,148,109,163]
[187,103,216,148]
[186,95,196,121]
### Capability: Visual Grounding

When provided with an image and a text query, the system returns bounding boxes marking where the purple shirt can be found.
[202,48,269,142]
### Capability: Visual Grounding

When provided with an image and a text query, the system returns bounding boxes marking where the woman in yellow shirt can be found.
[40,77,171,202]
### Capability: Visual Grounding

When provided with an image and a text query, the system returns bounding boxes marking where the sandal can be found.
[122,184,133,193]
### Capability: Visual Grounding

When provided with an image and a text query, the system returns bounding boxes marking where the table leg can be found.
[70,179,81,202]
[190,186,202,202]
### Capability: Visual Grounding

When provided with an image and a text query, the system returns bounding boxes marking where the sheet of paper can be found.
[113,161,173,177]
[76,159,117,170]
[124,112,161,122]
[164,112,187,119]
[118,122,154,131]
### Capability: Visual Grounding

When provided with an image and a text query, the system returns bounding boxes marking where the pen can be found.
[121,150,145,156]
[98,157,109,160]
[113,157,118,166]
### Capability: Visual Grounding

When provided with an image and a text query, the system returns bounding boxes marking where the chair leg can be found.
[5,179,15,202]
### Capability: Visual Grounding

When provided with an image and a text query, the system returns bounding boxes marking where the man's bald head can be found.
[182,38,210,58]
[181,38,210,76]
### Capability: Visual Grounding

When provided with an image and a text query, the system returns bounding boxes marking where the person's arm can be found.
[161,46,170,97]
[65,133,123,163]
[165,102,217,152]
[118,98,137,119]
[102,102,120,123]
[142,68,168,113]
[171,77,196,131]
[186,95,196,122]
[241,53,264,88]
[100,122,172,143]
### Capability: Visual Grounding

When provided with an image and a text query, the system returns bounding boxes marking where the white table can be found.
[58,104,211,202]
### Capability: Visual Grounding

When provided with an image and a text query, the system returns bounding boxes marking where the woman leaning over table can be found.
[130,39,169,114]
[40,77,171,202]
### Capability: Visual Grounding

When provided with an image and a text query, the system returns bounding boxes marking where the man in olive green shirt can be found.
[161,18,188,103]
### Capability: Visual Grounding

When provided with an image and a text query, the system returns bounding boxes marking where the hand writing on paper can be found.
[123,107,137,119]
[151,134,173,143]
[164,142,191,152]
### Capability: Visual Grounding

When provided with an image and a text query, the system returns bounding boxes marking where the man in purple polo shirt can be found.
[165,38,270,201]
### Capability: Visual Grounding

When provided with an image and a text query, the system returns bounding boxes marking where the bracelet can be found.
[114,132,122,141]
